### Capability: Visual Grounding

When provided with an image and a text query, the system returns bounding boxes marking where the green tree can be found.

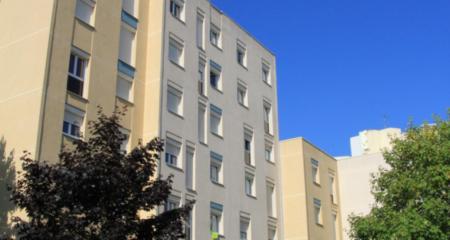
[0,138,15,238]
[4,109,191,240]
[349,113,450,240]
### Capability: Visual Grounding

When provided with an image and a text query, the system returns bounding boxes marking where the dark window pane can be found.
[67,76,84,96]
[63,121,70,134]
[69,54,75,74]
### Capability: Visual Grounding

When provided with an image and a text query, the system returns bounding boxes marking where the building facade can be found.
[338,128,401,239]
[0,0,284,239]
[281,138,343,240]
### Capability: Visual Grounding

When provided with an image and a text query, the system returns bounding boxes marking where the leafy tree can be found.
[4,109,191,240]
[349,113,450,240]
[0,138,15,238]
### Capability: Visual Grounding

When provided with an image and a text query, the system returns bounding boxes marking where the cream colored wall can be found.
[337,153,387,239]
[0,0,55,162]
[281,138,343,240]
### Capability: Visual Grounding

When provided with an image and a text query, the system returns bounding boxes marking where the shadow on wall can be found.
[0,137,15,237]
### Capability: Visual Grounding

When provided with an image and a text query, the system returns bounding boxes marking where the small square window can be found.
[165,195,180,211]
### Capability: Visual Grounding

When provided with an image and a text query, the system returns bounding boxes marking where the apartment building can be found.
[338,128,401,239]
[0,0,283,239]
[281,138,343,240]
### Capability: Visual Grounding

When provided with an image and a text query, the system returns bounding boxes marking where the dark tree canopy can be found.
[4,109,191,240]
[349,113,450,240]
[0,138,15,238]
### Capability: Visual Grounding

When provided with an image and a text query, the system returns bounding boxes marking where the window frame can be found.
[237,82,248,107]
[67,51,88,97]
[169,0,184,21]
[237,42,247,67]
[167,85,183,117]
[210,104,223,137]
[62,105,85,139]
[245,172,255,197]
[165,138,181,168]
[168,36,184,67]
[210,24,221,48]
[75,0,96,26]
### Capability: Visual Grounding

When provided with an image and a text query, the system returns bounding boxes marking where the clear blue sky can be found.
[211,0,450,156]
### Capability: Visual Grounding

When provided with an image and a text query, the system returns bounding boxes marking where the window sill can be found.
[62,133,82,141]
[211,86,223,95]
[238,62,248,71]
[245,164,256,172]
[169,60,185,71]
[211,180,225,188]
[313,182,321,188]
[210,43,223,52]
[316,223,324,228]
[197,46,206,53]
[166,163,184,172]
[246,194,257,200]
[186,188,197,194]
[67,91,89,103]
[266,159,276,166]
[168,110,184,120]
[198,93,208,100]
[116,96,134,106]
[211,131,223,140]
[268,215,278,222]
[75,17,95,31]
[265,132,274,139]
[238,102,249,110]
[171,14,186,25]
[263,80,273,88]
[199,141,208,147]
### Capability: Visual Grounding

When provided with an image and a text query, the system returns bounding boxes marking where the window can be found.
[314,198,322,225]
[75,0,95,25]
[116,75,133,102]
[167,85,182,116]
[240,217,250,240]
[237,43,247,67]
[63,105,85,138]
[262,62,271,84]
[329,173,337,204]
[209,61,222,91]
[198,103,207,143]
[185,205,193,240]
[332,212,340,240]
[210,105,222,137]
[244,131,253,166]
[185,147,195,190]
[169,0,184,20]
[237,83,247,107]
[169,37,184,66]
[165,138,181,168]
[67,53,87,97]
[198,59,206,96]
[268,227,276,240]
[311,159,320,184]
[266,182,276,218]
[245,172,255,197]
[120,128,130,152]
[122,0,136,16]
[210,152,223,184]
[263,102,272,135]
[210,24,221,48]
[119,24,136,66]
[165,196,180,211]
[265,143,273,162]
[210,202,223,237]
[196,13,205,49]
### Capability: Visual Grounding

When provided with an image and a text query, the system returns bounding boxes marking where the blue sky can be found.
[211,0,450,156]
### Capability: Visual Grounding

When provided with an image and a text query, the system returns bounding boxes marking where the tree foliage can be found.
[4,109,191,240]
[349,113,450,240]
[0,138,15,238]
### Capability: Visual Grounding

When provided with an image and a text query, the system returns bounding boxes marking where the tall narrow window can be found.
[244,130,253,166]
[116,75,133,102]
[268,227,276,240]
[169,37,184,66]
[237,82,248,107]
[119,24,136,66]
[63,105,85,139]
[332,212,340,240]
[185,205,194,240]
[120,128,130,152]
[237,42,247,67]
[245,172,255,197]
[210,24,221,48]
[311,159,320,184]
[263,102,272,135]
[265,142,273,163]
[210,202,223,237]
[196,13,205,49]
[75,0,95,25]
[329,173,337,204]
[167,85,183,116]
[314,198,322,225]
[67,53,87,97]
[210,104,222,137]
[186,147,195,190]
[198,60,206,96]
[266,182,276,218]
[198,103,206,143]
[262,62,271,85]
[210,60,222,91]
[169,0,184,20]
[165,138,181,168]
[210,152,223,184]
[240,217,250,240]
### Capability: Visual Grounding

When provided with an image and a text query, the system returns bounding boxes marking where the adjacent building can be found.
[0,0,284,239]
[338,128,401,239]
[281,138,343,240]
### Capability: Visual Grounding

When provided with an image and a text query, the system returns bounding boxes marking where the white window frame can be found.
[265,142,273,163]
[312,159,320,185]
[119,128,131,152]
[119,23,137,66]
[210,24,221,48]
[237,42,247,67]
[185,146,195,190]
[262,61,271,85]
[314,198,323,225]
[263,101,272,135]
[245,172,255,197]
[169,0,184,21]
[210,105,223,137]
[167,85,183,116]
[268,226,277,240]
[63,105,85,139]
[198,103,207,144]
[198,59,206,96]
[329,172,337,204]
[165,138,181,168]
[75,0,95,26]
[210,206,223,235]
[240,217,251,240]
[266,181,277,218]
[237,82,248,107]
[168,36,184,67]
[68,50,89,97]
[210,157,222,184]
[196,12,205,49]
[244,129,253,166]
[209,64,222,91]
